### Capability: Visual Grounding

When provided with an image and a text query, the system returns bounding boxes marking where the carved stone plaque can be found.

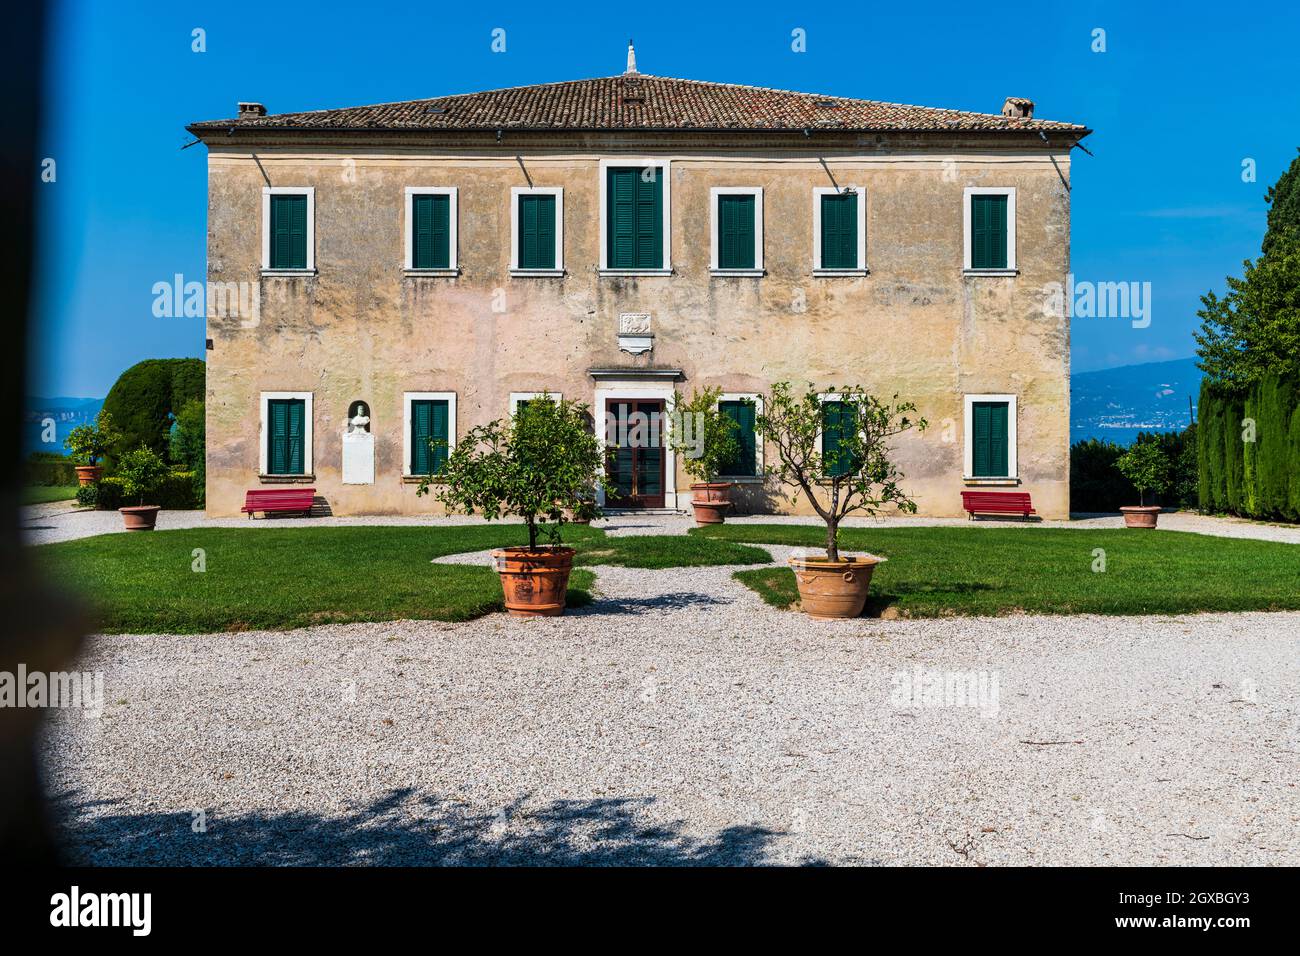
[618,312,653,354]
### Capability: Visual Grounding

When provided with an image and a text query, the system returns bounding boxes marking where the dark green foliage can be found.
[96,471,202,510]
[75,484,98,508]
[101,358,205,463]
[1070,430,1196,512]
[1198,373,1300,521]
[25,453,78,486]
[1263,148,1300,258]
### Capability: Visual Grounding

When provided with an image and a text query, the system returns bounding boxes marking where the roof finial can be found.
[625,38,638,75]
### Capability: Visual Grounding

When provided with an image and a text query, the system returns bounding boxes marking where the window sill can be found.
[261,269,316,277]
[404,269,460,278]
[510,268,565,278]
[259,474,316,484]
[962,477,1020,486]
[402,474,444,483]
[963,269,1018,277]
[812,268,869,277]
[711,269,765,278]
[598,269,673,277]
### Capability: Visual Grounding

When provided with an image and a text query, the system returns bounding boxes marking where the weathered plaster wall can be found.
[204,145,1071,517]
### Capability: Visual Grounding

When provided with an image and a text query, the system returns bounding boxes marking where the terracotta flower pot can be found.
[74,465,102,487]
[690,482,732,525]
[1120,505,1160,529]
[788,553,881,619]
[491,546,576,617]
[119,505,161,531]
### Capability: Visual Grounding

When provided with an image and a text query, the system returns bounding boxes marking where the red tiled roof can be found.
[188,74,1088,135]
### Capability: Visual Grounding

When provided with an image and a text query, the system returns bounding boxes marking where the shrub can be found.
[755,382,925,561]
[1069,438,1134,512]
[26,453,78,487]
[114,446,169,508]
[101,358,204,463]
[1116,442,1171,507]
[1198,374,1300,521]
[169,398,206,490]
[419,396,607,550]
[96,471,201,510]
[75,484,99,509]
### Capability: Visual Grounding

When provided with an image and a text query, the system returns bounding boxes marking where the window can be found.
[717,395,761,478]
[511,188,563,274]
[820,399,857,477]
[405,188,458,273]
[509,392,562,416]
[813,186,867,274]
[964,394,1018,479]
[403,392,457,477]
[964,187,1016,273]
[261,188,314,272]
[710,188,763,274]
[259,392,313,476]
[600,160,670,273]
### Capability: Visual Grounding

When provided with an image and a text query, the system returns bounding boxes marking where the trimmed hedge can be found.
[26,454,79,487]
[101,358,204,464]
[96,471,202,510]
[1198,374,1300,521]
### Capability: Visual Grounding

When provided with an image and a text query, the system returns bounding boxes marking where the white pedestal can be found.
[342,431,374,484]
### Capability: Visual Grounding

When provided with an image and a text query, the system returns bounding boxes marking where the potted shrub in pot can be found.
[1115,441,1170,528]
[756,382,926,619]
[63,411,120,486]
[418,396,606,617]
[115,445,168,530]
[669,386,742,526]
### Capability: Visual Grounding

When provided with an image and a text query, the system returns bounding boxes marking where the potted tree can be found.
[669,386,742,526]
[756,382,926,619]
[63,411,121,486]
[1115,441,1170,528]
[419,396,605,617]
[115,445,168,530]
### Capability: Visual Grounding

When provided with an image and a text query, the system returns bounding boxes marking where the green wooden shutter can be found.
[822,401,856,477]
[718,194,755,270]
[820,193,857,269]
[971,194,1008,269]
[971,401,1009,476]
[719,400,757,476]
[518,194,556,270]
[607,167,662,269]
[413,194,451,269]
[270,194,307,270]
[411,400,450,475]
[267,399,305,474]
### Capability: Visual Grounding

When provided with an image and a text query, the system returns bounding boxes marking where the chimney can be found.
[1001,97,1034,120]
[237,102,267,120]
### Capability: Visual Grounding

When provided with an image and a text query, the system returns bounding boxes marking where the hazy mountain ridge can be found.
[1071,358,1202,445]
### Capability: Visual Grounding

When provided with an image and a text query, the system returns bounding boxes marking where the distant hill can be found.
[24,396,104,456]
[1071,358,1202,445]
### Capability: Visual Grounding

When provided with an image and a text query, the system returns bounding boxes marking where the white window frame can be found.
[258,391,314,477]
[509,187,564,276]
[261,187,316,275]
[716,392,764,480]
[402,391,458,477]
[709,187,764,276]
[812,185,867,275]
[509,391,562,415]
[963,394,1018,480]
[598,158,672,276]
[404,187,459,275]
[963,187,1017,275]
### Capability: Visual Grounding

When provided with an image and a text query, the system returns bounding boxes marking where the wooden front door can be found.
[605,399,666,509]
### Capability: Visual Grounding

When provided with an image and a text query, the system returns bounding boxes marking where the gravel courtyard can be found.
[40,523,1300,866]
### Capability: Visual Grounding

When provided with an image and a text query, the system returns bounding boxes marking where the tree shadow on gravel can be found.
[571,591,733,615]
[50,788,817,866]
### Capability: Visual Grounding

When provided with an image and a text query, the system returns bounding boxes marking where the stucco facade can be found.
[193,80,1085,519]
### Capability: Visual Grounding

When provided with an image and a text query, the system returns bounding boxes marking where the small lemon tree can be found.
[417,396,606,550]
[1115,441,1171,507]
[668,386,742,484]
[756,382,926,561]
[64,411,121,466]
[116,445,168,507]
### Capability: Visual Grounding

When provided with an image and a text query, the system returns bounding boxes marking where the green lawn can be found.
[23,485,79,505]
[698,524,1300,618]
[35,526,770,634]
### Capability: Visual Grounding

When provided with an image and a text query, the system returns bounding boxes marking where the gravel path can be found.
[41,547,1300,866]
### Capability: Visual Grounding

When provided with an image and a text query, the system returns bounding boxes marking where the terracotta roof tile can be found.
[189,74,1087,135]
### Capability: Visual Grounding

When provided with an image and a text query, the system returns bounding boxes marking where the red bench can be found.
[961,490,1036,519]
[242,488,316,518]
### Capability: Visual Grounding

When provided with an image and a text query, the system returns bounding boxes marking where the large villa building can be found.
[187,45,1090,518]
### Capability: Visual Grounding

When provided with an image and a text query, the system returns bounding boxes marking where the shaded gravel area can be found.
[42,550,1300,866]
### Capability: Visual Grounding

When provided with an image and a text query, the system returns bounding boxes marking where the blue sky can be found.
[30,0,1300,396]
